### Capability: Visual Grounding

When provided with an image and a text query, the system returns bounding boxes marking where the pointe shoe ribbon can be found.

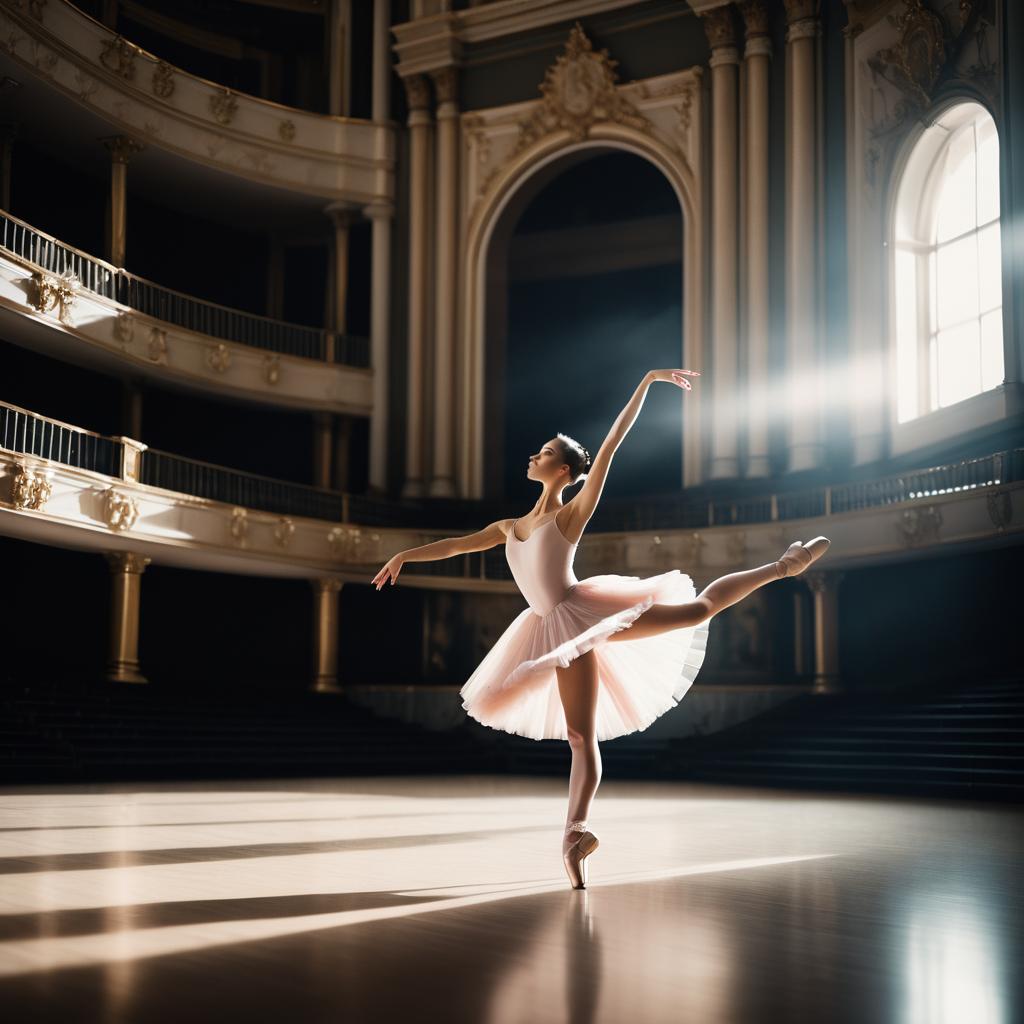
[776,536,831,578]
[563,830,600,890]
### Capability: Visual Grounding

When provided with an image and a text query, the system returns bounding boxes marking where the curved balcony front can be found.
[0,210,372,413]
[0,0,394,204]
[2,399,1021,589]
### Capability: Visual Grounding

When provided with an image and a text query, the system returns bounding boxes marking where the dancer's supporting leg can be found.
[606,560,786,643]
[555,647,601,853]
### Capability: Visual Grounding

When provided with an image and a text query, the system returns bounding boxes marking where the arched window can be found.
[892,101,1003,424]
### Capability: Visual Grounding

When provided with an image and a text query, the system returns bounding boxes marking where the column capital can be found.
[363,199,395,220]
[402,73,432,113]
[783,0,820,22]
[738,0,770,35]
[430,65,459,107]
[105,550,151,574]
[324,200,362,229]
[311,577,343,594]
[101,134,145,164]
[802,569,845,594]
[699,3,738,51]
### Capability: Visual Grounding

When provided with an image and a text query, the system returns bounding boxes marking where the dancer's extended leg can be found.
[606,560,786,643]
[555,648,601,854]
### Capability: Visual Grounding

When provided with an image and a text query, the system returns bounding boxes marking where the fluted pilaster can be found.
[784,0,824,473]
[429,66,460,498]
[402,74,433,499]
[740,0,772,478]
[701,4,741,480]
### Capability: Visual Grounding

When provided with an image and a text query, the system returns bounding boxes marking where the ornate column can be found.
[328,0,353,117]
[740,1,772,478]
[701,4,741,481]
[429,66,459,498]
[364,201,393,494]
[783,0,824,473]
[105,551,151,684]
[102,135,144,267]
[402,74,433,499]
[311,578,343,693]
[804,570,844,694]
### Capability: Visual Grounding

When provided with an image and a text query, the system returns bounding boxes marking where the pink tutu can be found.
[459,513,710,742]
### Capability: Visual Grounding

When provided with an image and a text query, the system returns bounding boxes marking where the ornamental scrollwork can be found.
[262,353,280,385]
[505,22,651,159]
[103,489,139,531]
[114,311,134,347]
[206,343,231,373]
[99,36,137,80]
[29,269,78,326]
[11,461,52,510]
[209,88,238,125]
[896,504,942,547]
[273,517,295,548]
[278,119,296,142]
[152,60,175,98]
[230,506,248,544]
[327,525,363,561]
[147,327,167,364]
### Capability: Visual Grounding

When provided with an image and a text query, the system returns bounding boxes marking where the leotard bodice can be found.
[505,513,579,617]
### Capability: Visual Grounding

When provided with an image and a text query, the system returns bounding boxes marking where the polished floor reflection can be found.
[0,775,1020,1023]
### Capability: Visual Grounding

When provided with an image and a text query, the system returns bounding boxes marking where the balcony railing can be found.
[2,398,1021,547]
[0,211,369,366]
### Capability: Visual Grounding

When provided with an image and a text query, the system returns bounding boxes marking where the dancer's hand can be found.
[648,368,700,391]
[372,554,404,590]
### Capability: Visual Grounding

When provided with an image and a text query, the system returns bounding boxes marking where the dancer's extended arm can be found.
[372,519,511,589]
[563,368,698,537]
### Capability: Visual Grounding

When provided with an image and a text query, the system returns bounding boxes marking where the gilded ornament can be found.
[152,60,174,99]
[278,119,296,142]
[209,88,238,125]
[868,0,946,110]
[11,461,52,510]
[114,311,134,346]
[501,22,652,181]
[263,353,280,385]
[273,517,295,547]
[206,343,231,373]
[103,489,139,531]
[147,327,167,364]
[99,36,137,80]
[29,269,78,325]
[230,506,249,544]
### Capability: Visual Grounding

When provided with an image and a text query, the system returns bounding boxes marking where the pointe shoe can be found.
[563,830,600,890]
[776,536,831,578]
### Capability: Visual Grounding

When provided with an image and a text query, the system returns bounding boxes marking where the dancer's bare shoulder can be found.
[450,518,515,554]
[555,499,588,546]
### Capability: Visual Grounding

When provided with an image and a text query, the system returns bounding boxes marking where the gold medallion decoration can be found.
[104,489,139,531]
[11,461,52,511]
[152,60,174,99]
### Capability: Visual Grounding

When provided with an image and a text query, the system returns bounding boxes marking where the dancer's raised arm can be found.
[372,518,511,590]
[565,368,698,533]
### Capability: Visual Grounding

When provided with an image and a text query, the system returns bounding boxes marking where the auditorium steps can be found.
[662,676,1024,803]
[0,682,490,783]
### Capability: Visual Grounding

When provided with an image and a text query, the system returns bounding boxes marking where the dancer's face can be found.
[526,439,568,486]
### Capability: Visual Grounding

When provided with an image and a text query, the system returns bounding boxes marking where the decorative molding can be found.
[868,0,946,109]
[430,66,458,106]
[262,352,281,385]
[103,488,139,531]
[114,310,134,346]
[105,550,151,574]
[738,0,771,38]
[151,59,174,98]
[230,506,249,544]
[701,4,738,49]
[896,504,943,546]
[206,342,231,373]
[273,516,295,548]
[783,0,820,24]
[29,268,78,325]
[11,459,52,510]
[99,35,137,80]
[101,133,145,164]
[278,119,296,142]
[147,326,167,364]
[208,87,238,126]
[403,74,431,112]
[986,489,1012,531]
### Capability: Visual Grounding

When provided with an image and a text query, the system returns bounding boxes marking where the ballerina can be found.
[372,368,830,890]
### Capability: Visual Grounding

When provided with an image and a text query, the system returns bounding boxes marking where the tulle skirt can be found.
[459,569,710,742]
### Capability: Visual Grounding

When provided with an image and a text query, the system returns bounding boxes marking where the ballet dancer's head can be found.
[527,434,591,492]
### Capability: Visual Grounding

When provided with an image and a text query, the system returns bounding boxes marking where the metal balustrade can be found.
[1,399,1020,574]
[0,210,369,366]
[0,402,121,477]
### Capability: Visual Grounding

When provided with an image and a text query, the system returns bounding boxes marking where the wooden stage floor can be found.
[0,774,1020,1023]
